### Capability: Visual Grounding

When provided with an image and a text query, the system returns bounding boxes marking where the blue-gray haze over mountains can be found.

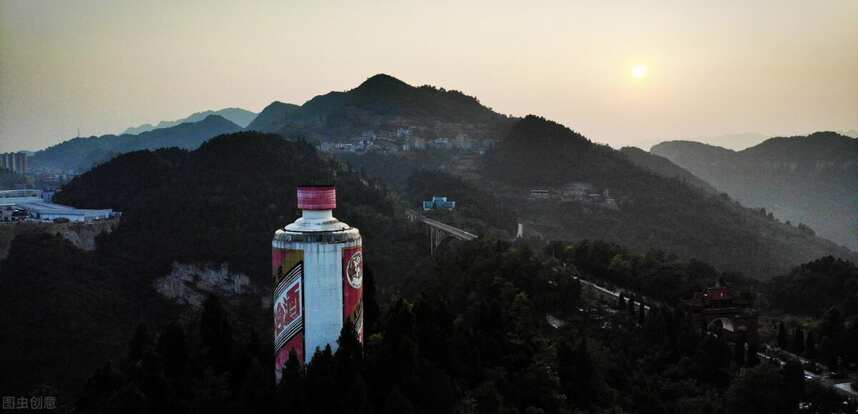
[122,108,256,135]
[652,132,858,251]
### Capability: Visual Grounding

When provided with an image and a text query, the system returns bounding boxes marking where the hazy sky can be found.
[1,0,856,152]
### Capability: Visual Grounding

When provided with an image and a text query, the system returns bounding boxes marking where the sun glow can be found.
[632,64,648,79]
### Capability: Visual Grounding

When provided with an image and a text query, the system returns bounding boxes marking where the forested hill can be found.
[483,116,858,278]
[619,146,716,193]
[245,74,512,141]
[652,132,858,250]
[244,101,301,132]
[2,132,424,396]
[54,132,421,282]
[30,115,241,173]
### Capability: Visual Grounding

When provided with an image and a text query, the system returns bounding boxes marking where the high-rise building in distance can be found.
[0,153,28,174]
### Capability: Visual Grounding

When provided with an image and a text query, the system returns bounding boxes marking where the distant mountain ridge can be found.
[839,129,858,138]
[652,131,858,250]
[482,116,857,278]
[31,115,241,173]
[667,132,768,151]
[244,101,300,132]
[246,73,512,141]
[122,107,256,135]
[619,146,716,193]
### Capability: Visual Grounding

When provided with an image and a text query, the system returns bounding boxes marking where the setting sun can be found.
[632,64,648,79]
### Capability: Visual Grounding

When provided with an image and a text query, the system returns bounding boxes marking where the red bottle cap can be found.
[297,186,336,210]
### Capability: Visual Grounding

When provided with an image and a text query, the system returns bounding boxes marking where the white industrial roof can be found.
[19,201,112,216]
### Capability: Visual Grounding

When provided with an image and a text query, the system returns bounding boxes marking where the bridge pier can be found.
[418,216,478,256]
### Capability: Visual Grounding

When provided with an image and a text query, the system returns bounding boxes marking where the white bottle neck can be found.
[302,209,333,220]
[283,208,349,232]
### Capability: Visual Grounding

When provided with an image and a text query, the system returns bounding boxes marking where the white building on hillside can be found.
[0,189,114,222]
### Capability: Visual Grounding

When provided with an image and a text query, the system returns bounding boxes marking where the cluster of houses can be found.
[528,183,618,210]
[318,128,497,155]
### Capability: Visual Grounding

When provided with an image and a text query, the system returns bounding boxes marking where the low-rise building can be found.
[1,204,15,222]
[529,189,551,200]
[422,196,456,211]
[23,201,114,222]
[402,136,426,151]
[428,138,452,150]
[0,189,42,204]
[396,127,412,138]
[0,189,115,222]
[682,281,759,348]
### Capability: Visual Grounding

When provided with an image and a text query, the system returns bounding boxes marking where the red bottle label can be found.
[342,246,364,343]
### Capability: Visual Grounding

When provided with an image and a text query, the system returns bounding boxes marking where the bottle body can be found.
[272,187,363,381]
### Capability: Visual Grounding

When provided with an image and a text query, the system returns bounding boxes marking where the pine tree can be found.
[277,349,306,413]
[804,331,817,359]
[781,360,805,410]
[558,338,596,408]
[157,322,188,381]
[791,327,805,354]
[127,324,150,363]
[334,318,364,391]
[747,343,760,366]
[734,335,747,367]
[306,346,336,413]
[363,264,381,336]
[382,386,415,414]
[200,295,234,372]
[344,373,369,414]
[777,322,788,349]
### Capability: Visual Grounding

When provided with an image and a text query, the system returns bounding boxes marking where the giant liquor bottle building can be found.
[272,186,363,379]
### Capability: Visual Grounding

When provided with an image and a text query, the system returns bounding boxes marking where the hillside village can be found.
[318,127,498,155]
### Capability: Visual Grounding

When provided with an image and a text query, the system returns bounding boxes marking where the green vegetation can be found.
[405,169,516,237]
[246,74,512,142]
[1,132,424,396]
[619,146,716,193]
[4,130,856,411]
[0,232,175,396]
[55,132,423,285]
[550,240,757,305]
[770,256,858,317]
[71,239,855,413]
[484,115,621,187]
[483,115,858,278]
[652,132,858,250]
[768,257,858,371]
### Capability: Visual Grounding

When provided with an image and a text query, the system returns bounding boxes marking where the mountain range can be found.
[482,116,856,278]
[4,72,857,395]
[652,132,858,250]
[619,146,717,193]
[30,115,241,173]
[246,73,513,141]
[121,107,256,135]
[20,73,857,272]
[661,132,768,151]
